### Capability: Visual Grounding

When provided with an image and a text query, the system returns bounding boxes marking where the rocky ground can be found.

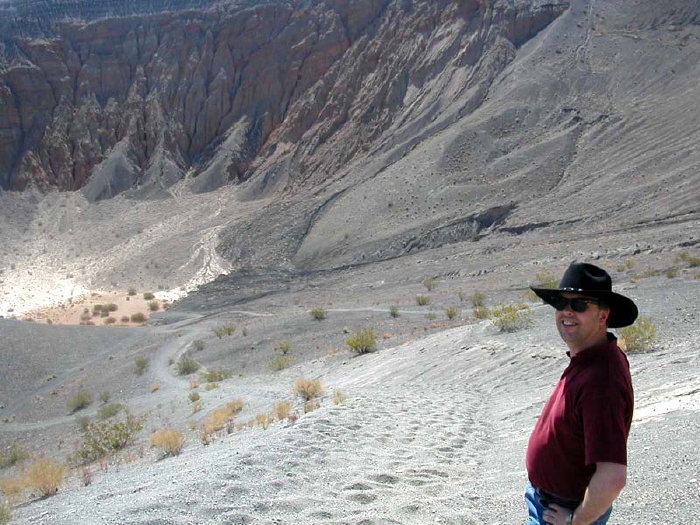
[1,270,698,524]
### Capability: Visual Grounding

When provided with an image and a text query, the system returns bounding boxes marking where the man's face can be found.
[555,292,610,352]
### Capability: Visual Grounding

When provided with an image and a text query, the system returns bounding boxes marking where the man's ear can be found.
[599,307,611,327]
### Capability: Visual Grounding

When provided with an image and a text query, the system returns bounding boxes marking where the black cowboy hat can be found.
[530,262,638,328]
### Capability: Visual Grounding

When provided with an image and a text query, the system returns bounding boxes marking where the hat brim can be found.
[530,287,638,328]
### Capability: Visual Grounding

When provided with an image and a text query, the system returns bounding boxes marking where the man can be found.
[525,262,638,525]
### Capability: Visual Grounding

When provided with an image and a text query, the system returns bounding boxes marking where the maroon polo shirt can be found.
[526,335,634,500]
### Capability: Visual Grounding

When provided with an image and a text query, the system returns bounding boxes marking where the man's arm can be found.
[544,462,626,525]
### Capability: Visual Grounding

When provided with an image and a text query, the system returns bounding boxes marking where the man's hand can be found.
[542,503,572,525]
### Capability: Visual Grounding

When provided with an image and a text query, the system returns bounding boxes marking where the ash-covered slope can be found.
[0,0,565,198]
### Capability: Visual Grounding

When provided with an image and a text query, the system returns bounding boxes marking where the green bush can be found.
[99,391,110,404]
[269,355,293,371]
[470,291,486,308]
[389,305,399,318]
[143,292,155,300]
[0,445,29,469]
[421,277,437,291]
[193,339,205,351]
[97,403,125,421]
[677,251,700,267]
[415,295,431,306]
[130,312,147,323]
[214,324,236,338]
[148,300,160,312]
[310,307,326,320]
[274,340,291,354]
[67,391,93,414]
[127,287,137,296]
[0,499,10,525]
[188,392,200,403]
[134,356,149,376]
[71,413,143,464]
[177,358,201,376]
[473,306,491,320]
[618,316,657,352]
[201,369,231,382]
[491,304,532,332]
[346,328,377,354]
[444,307,459,320]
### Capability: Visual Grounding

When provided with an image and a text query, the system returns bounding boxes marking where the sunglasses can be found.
[550,296,603,313]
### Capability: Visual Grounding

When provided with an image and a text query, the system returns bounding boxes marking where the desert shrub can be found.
[67,391,93,414]
[213,324,236,338]
[99,391,111,404]
[526,271,559,301]
[189,392,201,403]
[470,291,486,307]
[134,356,149,375]
[0,499,9,524]
[150,383,161,393]
[193,339,205,351]
[389,305,399,318]
[0,445,29,469]
[346,328,377,354]
[76,416,91,432]
[310,307,326,320]
[293,378,324,401]
[677,251,700,267]
[200,400,244,435]
[444,307,459,320]
[24,457,66,496]
[130,312,147,323]
[255,413,274,430]
[491,303,532,332]
[177,358,200,376]
[72,413,143,464]
[0,477,27,498]
[415,295,430,306]
[80,312,91,322]
[618,316,657,352]
[189,379,200,389]
[274,340,291,354]
[104,316,117,325]
[105,303,118,312]
[201,369,231,382]
[421,277,437,291]
[332,391,347,405]
[473,306,491,320]
[148,300,160,312]
[97,403,125,421]
[665,267,678,278]
[120,316,130,323]
[127,287,137,296]
[304,400,320,413]
[269,355,292,371]
[625,259,635,270]
[425,312,437,320]
[92,304,103,315]
[273,401,292,421]
[205,382,219,391]
[150,428,185,457]
[143,292,155,300]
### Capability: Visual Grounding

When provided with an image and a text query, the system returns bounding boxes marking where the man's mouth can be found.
[561,320,577,327]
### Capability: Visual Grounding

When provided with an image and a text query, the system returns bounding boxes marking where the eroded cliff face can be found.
[0,0,567,199]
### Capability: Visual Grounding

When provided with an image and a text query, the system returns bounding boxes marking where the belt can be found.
[535,487,580,511]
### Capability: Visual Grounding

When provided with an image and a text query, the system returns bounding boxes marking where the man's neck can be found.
[567,332,610,358]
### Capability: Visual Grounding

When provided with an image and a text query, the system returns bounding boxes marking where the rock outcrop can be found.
[0,0,567,199]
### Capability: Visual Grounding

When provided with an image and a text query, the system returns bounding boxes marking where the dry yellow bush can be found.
[150,383,161,393]
[150,428,185,457]
[273,401,292,421]
[332,391,347,405]
[255,413,274,430]
[293,378,323,401]
[24,457,66,496]
[0,477,27,497]
[200,400,245,435]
